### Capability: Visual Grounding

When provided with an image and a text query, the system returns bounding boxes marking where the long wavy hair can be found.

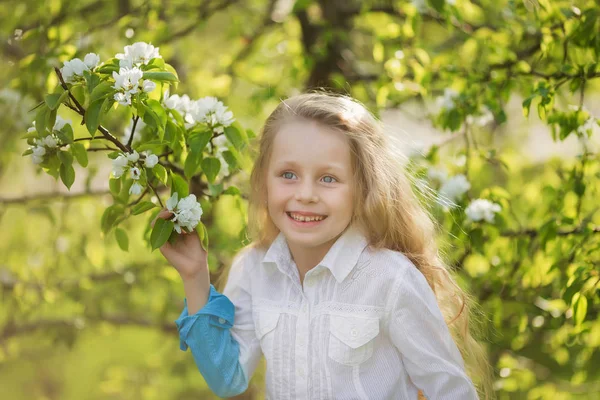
[243,91,493,398]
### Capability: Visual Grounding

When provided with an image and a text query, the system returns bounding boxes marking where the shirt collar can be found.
[261,225,369,284]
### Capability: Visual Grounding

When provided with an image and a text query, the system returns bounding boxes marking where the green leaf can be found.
[59,163,75,190]
[35,105,49,135]
[164,119,180,146]
[188,129,212,154]
[152,164,168,185]
[109,178,121,196]
[132,201,158,215]
[85,98,108,136]
[572,293,588,326]
[115,228,129,251]
[151,218,175,250]
[201,157,221,183]
[84,70,101,94]
[224,124,248,150]
[135,139,169,153]
[223,186,241,196]
[197,221,209,251]
[71,142,88,167]
[170,172,189,198]
[221,150,238,170]
[142,71,179,82]
[21,131,39,140]
[57,123,74,143]
[96,64,120,74]
[101,205,123,234]
[146,99,167,127]
[45,91,68,110]
[90,81,114,103]
[428,0,445,12]
[57,150,73,167]
[522,96,534,118]
[208,182,223,196]
[184,152,201,179]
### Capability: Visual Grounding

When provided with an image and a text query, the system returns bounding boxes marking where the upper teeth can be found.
[290,213,325,222]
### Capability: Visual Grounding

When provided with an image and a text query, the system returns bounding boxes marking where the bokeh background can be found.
[1,0,599,399]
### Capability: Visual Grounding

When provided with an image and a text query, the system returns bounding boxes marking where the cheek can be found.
[327,187,354,215]
[266,180,290,206]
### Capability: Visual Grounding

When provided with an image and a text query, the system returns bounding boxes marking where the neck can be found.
[288,237,337,280]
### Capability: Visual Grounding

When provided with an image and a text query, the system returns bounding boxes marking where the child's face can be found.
[266,118,354,254]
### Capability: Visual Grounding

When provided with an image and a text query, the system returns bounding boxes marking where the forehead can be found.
[269,119,352,169]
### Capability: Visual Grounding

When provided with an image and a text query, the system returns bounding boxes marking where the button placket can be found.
[295,296,310,398]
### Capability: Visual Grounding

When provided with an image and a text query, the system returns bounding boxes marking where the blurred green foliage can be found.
[1,0,599,399]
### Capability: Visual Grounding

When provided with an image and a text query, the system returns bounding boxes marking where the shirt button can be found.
[298,367,305,377]
[218,317,226,324]
[350,328,358,337]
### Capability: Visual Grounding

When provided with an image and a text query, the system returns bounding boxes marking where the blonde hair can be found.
[244,91,493,398]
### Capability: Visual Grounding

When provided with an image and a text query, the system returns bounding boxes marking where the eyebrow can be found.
[275,160,345,173]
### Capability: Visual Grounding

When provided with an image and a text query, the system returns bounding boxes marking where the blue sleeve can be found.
[175,284,249,398]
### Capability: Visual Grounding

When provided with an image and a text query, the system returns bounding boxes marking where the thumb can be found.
[151,208,174,228]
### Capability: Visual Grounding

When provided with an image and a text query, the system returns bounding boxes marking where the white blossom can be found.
[31,154,44,164]
[436,88,459,110]
[143,151,159,168]
[427,167,448,183]
[83,53,100,69]
[189,96,235,132]
[411,0,428,13]
[111,154,129,178]
[465,199,502,223]
[209,135,230,179]
[42,135,58,148]
[115,42,161,68]
[30,145,46,164]
[165,193,203,234]
[142,80,156,93]
[53,116,72,131]
[130,166,141,180]
[163,91,193,117]
[467,106,494,127]
[32,146,46,157]
[166,192,179,212]
[60,58,89,83]
[126,150,139,163]
[439,174,471,203]
[112,67,143,93]
[114,92,129,106]
[27,121,36,134]
[129,182,143,195]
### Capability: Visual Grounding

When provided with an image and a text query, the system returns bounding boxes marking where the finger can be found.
[151,209,174,228]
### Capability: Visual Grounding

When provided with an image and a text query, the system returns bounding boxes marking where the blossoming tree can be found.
[22,42,249,251]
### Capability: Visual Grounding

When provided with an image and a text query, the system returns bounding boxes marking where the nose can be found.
[295,180,318,203]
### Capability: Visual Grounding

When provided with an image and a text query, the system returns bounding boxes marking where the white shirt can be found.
[223,226,479,399]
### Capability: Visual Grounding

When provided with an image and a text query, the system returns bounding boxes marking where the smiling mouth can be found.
[286,212,327,223]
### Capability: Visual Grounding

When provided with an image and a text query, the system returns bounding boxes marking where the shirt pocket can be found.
[253,308,281,343]
[328,314,380,366]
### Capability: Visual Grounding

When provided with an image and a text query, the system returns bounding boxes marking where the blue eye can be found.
[282,172,296,179]
[322,176,337,183]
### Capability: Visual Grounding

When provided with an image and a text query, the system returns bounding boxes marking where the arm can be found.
[387,265,478,399]
[175,248,262,398]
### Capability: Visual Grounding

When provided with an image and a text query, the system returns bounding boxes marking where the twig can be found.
[54,67,129,153]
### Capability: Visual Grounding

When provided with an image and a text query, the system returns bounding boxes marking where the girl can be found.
[155,92,493,399]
